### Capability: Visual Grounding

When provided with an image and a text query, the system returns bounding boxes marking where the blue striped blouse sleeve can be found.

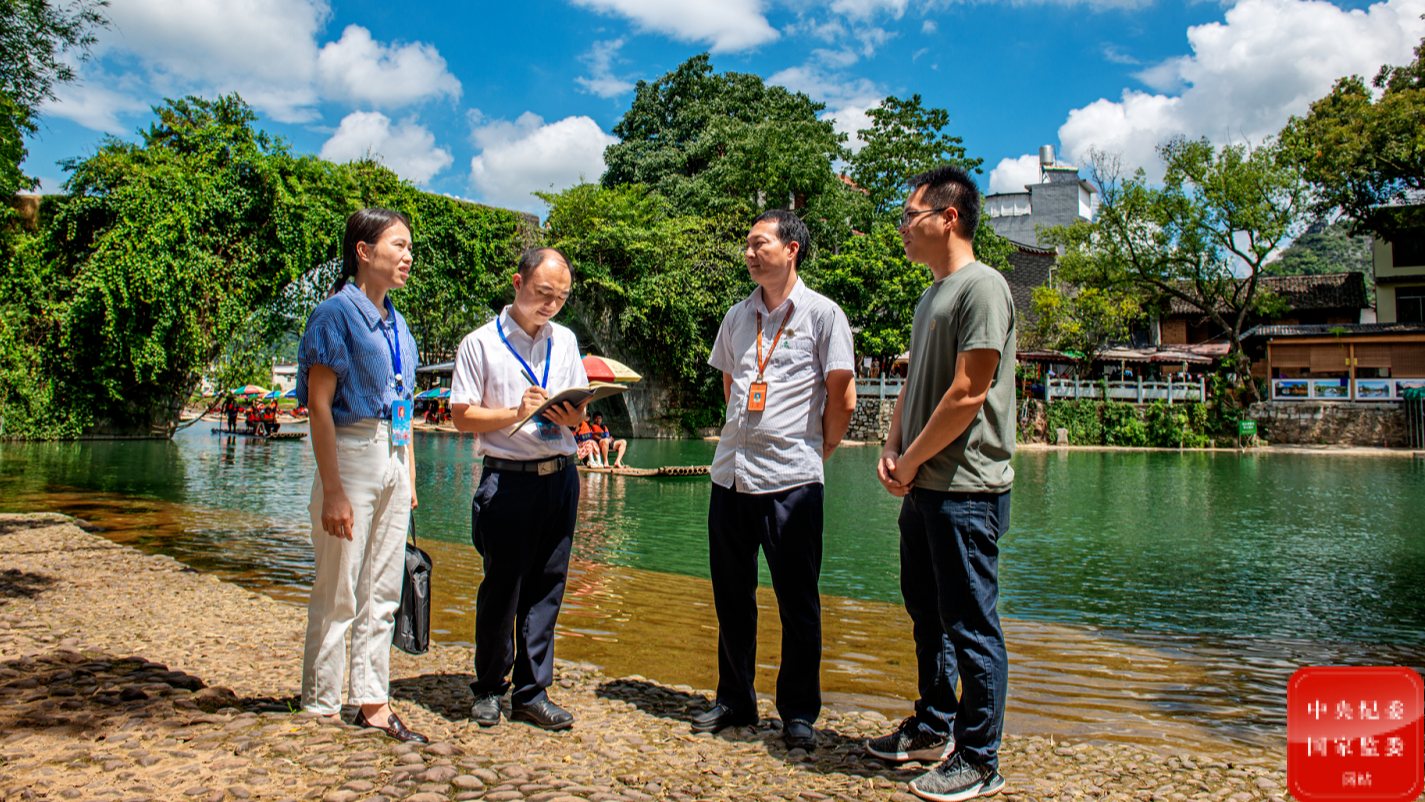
[300,307,351,384]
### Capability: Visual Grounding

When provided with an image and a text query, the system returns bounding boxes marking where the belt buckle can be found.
[537,459,556,476]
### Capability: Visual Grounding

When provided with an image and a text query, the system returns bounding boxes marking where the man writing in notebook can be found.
[693,210,857,750]
[449,247,589,731]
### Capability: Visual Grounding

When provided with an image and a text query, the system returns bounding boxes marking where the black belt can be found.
[483,454,576,476]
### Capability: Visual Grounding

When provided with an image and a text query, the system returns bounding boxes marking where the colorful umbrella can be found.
[415,387,451,399]
[262,390,284,399]
[581,355,641,383]
[283,389,298,399]
[229,385,270,397]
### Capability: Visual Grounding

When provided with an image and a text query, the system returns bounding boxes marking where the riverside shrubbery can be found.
[1045,399,1216,448]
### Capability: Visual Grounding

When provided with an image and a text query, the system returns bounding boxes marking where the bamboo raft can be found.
[211,427,307,441]
[577,464,710,477]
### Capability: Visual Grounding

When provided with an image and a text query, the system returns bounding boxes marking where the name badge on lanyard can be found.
[496,316,559,441]
[749,302,793,413]
[384,299,412,447]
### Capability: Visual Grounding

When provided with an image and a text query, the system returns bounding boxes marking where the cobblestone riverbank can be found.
[0,514,1287,802]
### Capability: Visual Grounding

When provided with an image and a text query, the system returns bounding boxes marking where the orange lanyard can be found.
[755,302,795,381]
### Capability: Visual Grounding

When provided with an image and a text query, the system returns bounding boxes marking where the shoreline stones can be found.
[0,513,1287,801]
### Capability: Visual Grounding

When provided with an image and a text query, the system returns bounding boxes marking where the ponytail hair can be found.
[331,207,412,296]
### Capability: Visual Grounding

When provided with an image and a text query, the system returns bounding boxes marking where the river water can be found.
[2,426,1423,753]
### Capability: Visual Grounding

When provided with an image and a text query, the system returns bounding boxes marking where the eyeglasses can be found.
[900,207,949,227]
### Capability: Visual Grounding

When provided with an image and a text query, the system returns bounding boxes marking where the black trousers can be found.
[469,463,579,707]
[707,481,824,724]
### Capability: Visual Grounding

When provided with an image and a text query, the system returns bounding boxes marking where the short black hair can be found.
[591,412,603,421]
[517,246,573,280]
[907,164,980,239]
[751,209,810,268]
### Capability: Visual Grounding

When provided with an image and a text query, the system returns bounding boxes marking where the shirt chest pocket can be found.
[770,337,814,370]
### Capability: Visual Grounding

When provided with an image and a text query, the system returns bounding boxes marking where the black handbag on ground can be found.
[393,512,432,655]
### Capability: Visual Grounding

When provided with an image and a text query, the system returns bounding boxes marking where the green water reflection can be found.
[2,429,1424,647]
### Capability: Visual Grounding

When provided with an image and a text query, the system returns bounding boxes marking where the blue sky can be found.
[29,0,1425,216]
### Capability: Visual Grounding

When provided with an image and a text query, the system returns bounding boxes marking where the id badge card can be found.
[748,382,767,412]
[391,398,413,447]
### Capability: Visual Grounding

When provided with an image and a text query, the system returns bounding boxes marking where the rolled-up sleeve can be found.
[296,309,350,405]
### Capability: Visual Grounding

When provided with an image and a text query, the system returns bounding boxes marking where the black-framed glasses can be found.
[900,207,949,227]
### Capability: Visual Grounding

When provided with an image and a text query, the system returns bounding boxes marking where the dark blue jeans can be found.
[898,487,1010,769]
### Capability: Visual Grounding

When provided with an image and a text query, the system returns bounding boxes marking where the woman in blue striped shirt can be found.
[296,207,426,743]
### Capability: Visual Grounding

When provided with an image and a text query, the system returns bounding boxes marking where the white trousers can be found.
[301,418,410,714]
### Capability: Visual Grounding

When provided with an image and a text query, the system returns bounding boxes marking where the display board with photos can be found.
[1271,377,1425,401]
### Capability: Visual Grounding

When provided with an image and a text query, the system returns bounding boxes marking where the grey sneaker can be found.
[910,752,1005,802]
[865,716,953,762]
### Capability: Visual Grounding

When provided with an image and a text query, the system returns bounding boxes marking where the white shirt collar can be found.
[750,276,806,316]
[498,305,553,344]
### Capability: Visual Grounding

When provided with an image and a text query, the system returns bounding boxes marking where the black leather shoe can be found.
[471,693,502,727]
[785,719,817,750]
[353,710,428,743]
[691,703,756,733]
[511,697,574,731]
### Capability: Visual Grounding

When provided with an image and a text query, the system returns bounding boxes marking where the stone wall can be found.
[846,398,895,443]
[1246,402,1412,447]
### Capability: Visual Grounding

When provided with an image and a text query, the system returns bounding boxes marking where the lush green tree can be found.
[848,94,979,219]
[0,94,524,439]
[801,222,927,359]
[1045,138,1311,388]
[538,182,751,431]
[601,54,857,242]
[0,0,107,195]
[1285,34,1425,241]
[1024,285,1141,378]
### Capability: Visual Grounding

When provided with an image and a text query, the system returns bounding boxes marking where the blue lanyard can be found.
[382,297,404,389]
[496,315,551,389]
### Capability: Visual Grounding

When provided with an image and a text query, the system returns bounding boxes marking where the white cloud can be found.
[568,0,778,52]
[42,68,149,131]
[99,0,327,123]
[317,25,462,108]
[1055,0,1425,181]
[320,111,453,185]
[468,112,619,211]
[767,65,884,150]
[922,19,938,34]
[44,0,463,132]
[988,154,1043,194]
[575,39,636,98]
[829,0,909,19]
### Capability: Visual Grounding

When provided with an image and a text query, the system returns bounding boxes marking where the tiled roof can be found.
[1243,322,1425,338]
[1002,241,1056,318]
[1168,272,1369,315]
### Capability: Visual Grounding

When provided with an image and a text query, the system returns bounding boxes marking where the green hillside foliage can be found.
[0,95,523,439]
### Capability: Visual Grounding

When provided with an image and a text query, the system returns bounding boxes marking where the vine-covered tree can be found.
[0,94,524,439]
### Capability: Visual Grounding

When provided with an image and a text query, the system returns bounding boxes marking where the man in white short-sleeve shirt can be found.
[692,210,857,750]
[449,247,590,733]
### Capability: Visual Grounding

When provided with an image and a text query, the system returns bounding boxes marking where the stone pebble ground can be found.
[0,513,1288,802]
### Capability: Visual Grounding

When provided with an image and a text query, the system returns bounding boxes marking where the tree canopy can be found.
[0,0,106,195]
[0,94,524,439]
[1286,34,1425,241]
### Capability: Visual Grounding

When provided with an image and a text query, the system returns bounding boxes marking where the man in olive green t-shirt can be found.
[866,165,1015,802]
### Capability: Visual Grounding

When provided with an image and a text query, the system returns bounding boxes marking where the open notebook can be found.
[509,382,629,435]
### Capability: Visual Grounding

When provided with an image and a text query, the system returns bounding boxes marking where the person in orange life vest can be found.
[589,412,626,469]
[573,413,601,466]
